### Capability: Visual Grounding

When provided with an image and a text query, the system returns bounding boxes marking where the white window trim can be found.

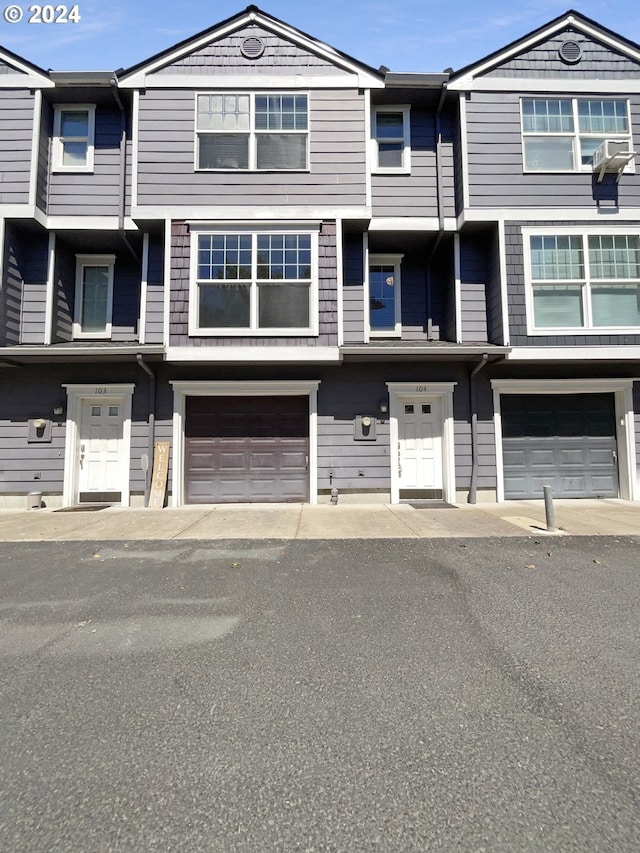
[369,253,403,338]
[371,105,411,174]
[194,91,310,172]
[523,226,640,336]
[386,382,457,505]
[520,97,634,175]
[73,254,115,340]
[170,380,320,507]
[188,224,319,337]
[491,378,637,502]
[61,383,135,508]
[52,104,95,173]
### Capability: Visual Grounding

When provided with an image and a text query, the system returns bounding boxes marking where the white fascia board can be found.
[44,216,138,230]
[369,217,455,232]
[449,16,640,89]
[135,74,365,90]
[491,377,636,393]
[343,345,510,356]
[507,347,640,361]
[118,11,383,89]
[6,346,164,357]
[0,73,53,88]
[459,209,640,224]
[450,79,640,94]
[132,205,371,221]
[166,346,341,363]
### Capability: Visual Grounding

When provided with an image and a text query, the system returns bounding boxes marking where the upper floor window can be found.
[524,231,640,333]
[372,107,410,173]
[195,93,308,171]
[189,227,318,335]
[369,255,403,336]
[521,98,632,172]
[73,255,115,339]
[53,105,95,172]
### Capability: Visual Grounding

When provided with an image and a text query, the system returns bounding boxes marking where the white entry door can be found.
[397,397,443,496]
[78,398,125,502]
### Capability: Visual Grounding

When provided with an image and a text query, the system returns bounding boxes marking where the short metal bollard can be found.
[27,491,42,510]
[543,485,555,532]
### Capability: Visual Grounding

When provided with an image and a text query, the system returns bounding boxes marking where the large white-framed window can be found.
[73,254,115,339]
[371,106,410,173]
[368,254,403,337]
[189,225,319,336]
[523,228,640,334]
[195,93,308,171]
[521,98,633,173]
[53,105,95,172]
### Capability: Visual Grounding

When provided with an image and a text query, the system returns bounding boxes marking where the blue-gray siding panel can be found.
[465,93,640,209]
[460,234,489,343]
[169,220,338,348]
[152,24,351,77]
[2,224,24,346]
[36,99,51,212]
[485,31,640,79]
[52,239,74,342]
[342,233,364,345]
[143,235,165,345]
[486,228,504,345]
[0,89,35,204]
[48,107,123,217]
[136,89,366,208]
[505,221,640,346]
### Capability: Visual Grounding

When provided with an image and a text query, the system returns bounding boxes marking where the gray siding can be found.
[143,235,165,344]
[485,31,640,79]
[36,99,51,212]
[6,228,48,345]
[52,239,74,342]
[169,220,338,348]
[453,372,497,492]
[486,227,504,345]
[0,60,26,75]
[151,24,353,77]
[0,89,35,204]
[1,224,24,345]
[48,106,123,216]
[505,221,640,346]
[136,88,366,208]
[372,111,456,219]
[342,233,364,344]
[635,382,640,488]
[465,92,640,209]
[459,234,489,343]
[112,254,141,341]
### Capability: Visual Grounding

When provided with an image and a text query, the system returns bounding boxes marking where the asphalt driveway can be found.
[1,536,639,851]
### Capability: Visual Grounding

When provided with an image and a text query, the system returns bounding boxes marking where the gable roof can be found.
[449,9,640,88]
[118,5,383,88]
[0,44,52,87]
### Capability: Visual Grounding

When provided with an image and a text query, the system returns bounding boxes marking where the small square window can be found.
[91,406,101,417]
[372,107,410,173]
[422,405,431,414]
[108,406,119,417]
[404,404,414,414]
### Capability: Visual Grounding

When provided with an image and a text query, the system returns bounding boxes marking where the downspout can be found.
[136,353,156,507]
[426,80,448,339]
[110,75,139,264]
[468,353,489,504]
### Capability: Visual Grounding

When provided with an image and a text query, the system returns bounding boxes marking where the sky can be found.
[0,0,638,74]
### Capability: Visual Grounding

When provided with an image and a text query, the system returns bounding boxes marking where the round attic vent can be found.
[559,39,583,64]
[241,36,265,59]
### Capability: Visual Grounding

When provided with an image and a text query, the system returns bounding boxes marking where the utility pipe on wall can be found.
[468,353,489,505]
[136,354,156,507]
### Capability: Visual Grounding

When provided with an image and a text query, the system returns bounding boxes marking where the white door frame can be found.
[170,380,320,507]
[491,378,637,502]
[62,383,135,507]
[387,382,457,504]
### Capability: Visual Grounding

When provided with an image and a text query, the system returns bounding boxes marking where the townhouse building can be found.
[0,6,639,508]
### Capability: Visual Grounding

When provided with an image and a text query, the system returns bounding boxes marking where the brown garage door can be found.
[185,396,309,503]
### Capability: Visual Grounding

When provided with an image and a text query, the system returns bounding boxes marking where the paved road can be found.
[1,536,639,851]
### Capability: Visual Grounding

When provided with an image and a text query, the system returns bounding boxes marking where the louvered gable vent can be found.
[559,39,583,64]
[241,36,265,59]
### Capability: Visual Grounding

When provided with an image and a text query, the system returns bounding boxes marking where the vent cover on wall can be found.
[241,36,265,59]
[559,39,583,64]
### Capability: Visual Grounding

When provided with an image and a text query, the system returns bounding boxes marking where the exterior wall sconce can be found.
[53,406,65,416]
[378,399,389,414]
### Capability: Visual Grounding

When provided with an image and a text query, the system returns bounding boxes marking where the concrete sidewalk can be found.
[0,499,638,541]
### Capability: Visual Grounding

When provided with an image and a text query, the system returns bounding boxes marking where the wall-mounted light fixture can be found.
[53,405,64,416]
[378,399,389,414]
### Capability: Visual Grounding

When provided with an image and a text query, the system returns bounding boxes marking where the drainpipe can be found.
[136,354,156,507]
[468,353,489,504]
[426,80,448,339]
[110,75,139,264]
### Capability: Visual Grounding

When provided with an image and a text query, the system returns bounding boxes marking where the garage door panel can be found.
[185,396,309,503]
[502,394,618,499]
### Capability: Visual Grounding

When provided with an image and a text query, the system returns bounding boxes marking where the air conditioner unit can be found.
[592,139,637,182]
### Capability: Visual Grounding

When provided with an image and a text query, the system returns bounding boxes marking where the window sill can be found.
[189,329,318,337]
[194,167,310,174]
[372,169,411,176]
[527,327,640,336]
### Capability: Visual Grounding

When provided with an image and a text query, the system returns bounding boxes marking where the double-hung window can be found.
[372,107,410,172]
[521,98,632,172]
[525,230,640,332]
[196,93,308,170]
[53,105,95,172]
[190,227,318,335]
[73,255,115,339]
